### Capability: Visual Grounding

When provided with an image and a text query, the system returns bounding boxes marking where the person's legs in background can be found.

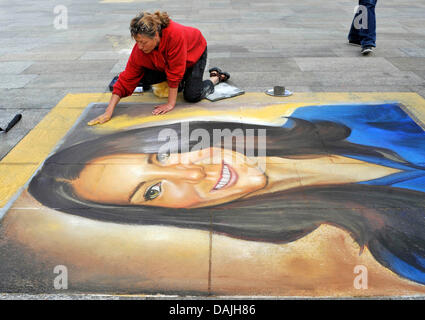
[348,0,377,54]
[348,6,362,46]
[359,0,377,50]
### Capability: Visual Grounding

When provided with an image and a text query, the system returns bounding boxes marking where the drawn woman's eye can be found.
[144,182,162,201]
[156,153,170,163]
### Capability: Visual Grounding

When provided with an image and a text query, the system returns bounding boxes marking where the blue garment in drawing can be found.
[291,103,425,286]
[291,103,425,192]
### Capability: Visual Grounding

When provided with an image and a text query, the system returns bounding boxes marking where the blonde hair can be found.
[130,11,170,38]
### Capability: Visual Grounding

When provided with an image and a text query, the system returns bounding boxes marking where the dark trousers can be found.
[140,48,214,102]
[348,0,377,47]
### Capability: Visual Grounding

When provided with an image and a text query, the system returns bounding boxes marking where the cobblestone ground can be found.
[1,0,425,160]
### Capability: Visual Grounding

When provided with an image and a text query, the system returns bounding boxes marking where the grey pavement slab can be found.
[404,27,425,35]
[0,109,51,131]
[230,49,339,58]
[110,60,127,74]
[0,88,71,109]
[0,108,51,159]
[229,70,425,89]
[410,40,425,48]
[0,128,32,160]
[0,62,33,74]
[206,44,249,53]
[332,47,409,58]
[310,85,416,93]
[208,58,301,72]
[28,43,95,54]
[63,86,111,94]
[370,40,422,49]
[387,58,425,71]
[0,52,85,61]
[84,35,134,52]
[206,52,231,59]
[22,60,118,74]
[79,50,130,60]
[312,71,424,87]
[0,75,38,89]
[24,73,113,89]
[376,26,410,35]
[0,43,47,56]
[294,57,401,72]
[0,1,422,109]
[413,71,425,81]
[227,71,322,88]
[400,47,425,58]
[410,86,425,100]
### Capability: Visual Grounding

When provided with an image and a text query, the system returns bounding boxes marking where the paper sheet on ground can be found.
[206,82,245,101]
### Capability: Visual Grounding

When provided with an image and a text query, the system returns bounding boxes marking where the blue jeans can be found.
[348,0,377,47]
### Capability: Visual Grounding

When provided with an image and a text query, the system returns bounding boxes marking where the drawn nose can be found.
[161,165,206,182]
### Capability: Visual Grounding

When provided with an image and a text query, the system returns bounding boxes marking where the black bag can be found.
[108,75,119,92]
[108,74,149,92]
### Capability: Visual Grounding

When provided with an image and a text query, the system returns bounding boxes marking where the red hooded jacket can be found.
[112,20,207,98]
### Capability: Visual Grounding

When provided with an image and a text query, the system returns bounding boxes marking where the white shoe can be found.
[361,46,374,55]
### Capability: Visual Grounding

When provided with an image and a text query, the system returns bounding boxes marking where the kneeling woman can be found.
[89,11,229,125]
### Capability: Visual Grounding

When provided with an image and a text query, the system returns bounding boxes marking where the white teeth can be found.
[215,164,231,190]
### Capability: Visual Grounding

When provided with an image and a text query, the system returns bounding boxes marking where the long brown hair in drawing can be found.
[28,117,425,285]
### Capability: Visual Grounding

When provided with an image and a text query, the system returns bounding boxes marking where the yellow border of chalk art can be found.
[1,92,425,209]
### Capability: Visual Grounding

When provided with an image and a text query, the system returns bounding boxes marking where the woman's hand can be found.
[152,103,175,115]
[152,87,178,115]
[87,111,113,126]
[87,93,120,126]
[87,94,120,126]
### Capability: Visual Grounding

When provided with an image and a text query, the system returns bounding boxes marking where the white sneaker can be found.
[361,46,374,55]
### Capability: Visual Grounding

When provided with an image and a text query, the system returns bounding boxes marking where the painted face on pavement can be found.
[71,147,267,208]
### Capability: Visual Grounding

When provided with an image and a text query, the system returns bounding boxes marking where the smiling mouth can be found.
[212,162,238,191]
